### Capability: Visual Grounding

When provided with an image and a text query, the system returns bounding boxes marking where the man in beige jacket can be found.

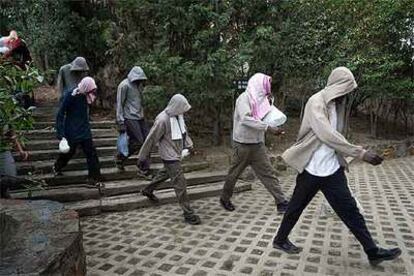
[220,73,288,213]
[137,94,201,225]
[273,67,401,266]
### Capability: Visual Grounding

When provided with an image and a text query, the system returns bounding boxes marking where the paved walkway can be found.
[82,157,414,275]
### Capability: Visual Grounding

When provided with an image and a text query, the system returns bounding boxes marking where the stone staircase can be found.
[10,103,251,216]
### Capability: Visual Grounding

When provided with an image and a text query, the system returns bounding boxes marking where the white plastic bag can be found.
[181,148,190,159]
[117,133,129,157]
[262,105,287,127]
[59,138,70,154]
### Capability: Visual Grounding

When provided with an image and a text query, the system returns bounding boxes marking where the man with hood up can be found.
[54,77,103,189]
[272,67,401,266]
[137,94,201,225]
[57,57,89,98]
[220,73,289,213]
[115,66,150,174]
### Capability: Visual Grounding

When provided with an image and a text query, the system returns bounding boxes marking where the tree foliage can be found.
[0,61,43,151]
[2,0,414,140]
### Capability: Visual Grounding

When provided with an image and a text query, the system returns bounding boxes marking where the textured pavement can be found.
[82,157,414,275]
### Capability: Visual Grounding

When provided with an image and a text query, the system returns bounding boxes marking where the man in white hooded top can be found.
[273,67,401,266]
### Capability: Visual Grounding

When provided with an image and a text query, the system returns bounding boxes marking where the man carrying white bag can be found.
[220,73,289,213]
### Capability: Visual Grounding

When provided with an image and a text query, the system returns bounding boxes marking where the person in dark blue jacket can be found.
[53,77,103,188]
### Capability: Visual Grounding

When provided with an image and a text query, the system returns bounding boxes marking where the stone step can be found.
[24,129,117,140]
[17,155,145,174]
[24,137,118,151]
[64,181,251,217]
[33,120,115,130]
[13,161,211,186]
[11,170,228,202]
[14,146,125,162]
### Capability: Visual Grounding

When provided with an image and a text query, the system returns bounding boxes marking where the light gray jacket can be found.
[282,67,366,173]
[138,94,193,161]
[116,66,147,124]
[232,92,268,144]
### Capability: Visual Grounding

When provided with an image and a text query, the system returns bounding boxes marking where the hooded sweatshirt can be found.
[138,94,193,161]
[56,87,92,143]
[116,66,148,124]
[282,67,366,173]
[232,73,273,144]
[57,57,89,96]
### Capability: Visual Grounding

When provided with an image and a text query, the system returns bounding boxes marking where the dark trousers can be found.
[275,168,377,252]
[54,138,101,181]
[117,119,149,167]
[144,161,194,216]
[0,176,13,198]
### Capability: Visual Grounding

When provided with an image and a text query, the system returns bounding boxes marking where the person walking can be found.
[220,73,289,213]
[57,57,89,98]
[115,66,150,175]
[0,127,29,198]
[53,77,103,188]
[272,67,401,266]
[138,94,201,225]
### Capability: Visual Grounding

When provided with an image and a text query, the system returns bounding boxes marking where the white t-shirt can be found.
[305,101,340,177]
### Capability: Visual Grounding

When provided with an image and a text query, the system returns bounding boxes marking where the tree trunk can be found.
[213,107,221,146]
[369,104,377,137]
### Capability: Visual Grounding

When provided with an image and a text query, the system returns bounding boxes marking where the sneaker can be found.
[137,168,152,180]
[92,181,105,194]
[184,214,202,225]
[220,198,235,211]
[277,200,289,214]
[273,238,303,254]
[367,247,402,266]
[142,189,159,203]
[52,166,63,177]
[94,182,105,189]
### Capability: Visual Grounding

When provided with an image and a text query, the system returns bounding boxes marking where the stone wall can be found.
[0,200,86,275]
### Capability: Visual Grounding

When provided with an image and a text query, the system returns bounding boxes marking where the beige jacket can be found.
[282,67,366,173]
[138,94,193,161]
[233,92,268,144]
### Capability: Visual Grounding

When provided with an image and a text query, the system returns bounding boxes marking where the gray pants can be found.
[221,142,286,204]
[145,161,194,216]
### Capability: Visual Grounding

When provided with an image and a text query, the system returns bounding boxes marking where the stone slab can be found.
[33,120,115,130]
[66,181,251,217]
[11,167,222,202]
[14,146,121,162]
[12,161,210,187]
[24,129,117,140]
[0,199,86,275]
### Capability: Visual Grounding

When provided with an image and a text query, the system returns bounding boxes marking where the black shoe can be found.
[184,214,201,225]
[52,166,63,177]
[220,198,235,211]
[367,247,402,266]
[115,160,125,171]
[137,168,152,180]
[277,200,289,214]
[273,239,303,254]
[142,189,159,203]
[0,188,11,199]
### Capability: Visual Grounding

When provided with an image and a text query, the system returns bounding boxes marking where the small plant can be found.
[0,60,43,151]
